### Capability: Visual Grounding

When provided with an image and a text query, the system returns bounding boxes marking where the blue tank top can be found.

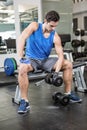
[25,23,55,60]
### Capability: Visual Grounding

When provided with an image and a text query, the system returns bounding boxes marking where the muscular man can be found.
[17,10,82,114]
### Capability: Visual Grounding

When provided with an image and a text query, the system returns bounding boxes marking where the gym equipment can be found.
[4,58,17,76]
[81,39,85,47]
[52,92,70,106]
[45,72,63,87]
[81,29,85,36]
[83,65,87,87]
[74,29,85,37]
[0,58,17,76]
[58,34,71,47]
[12,83,21,105]
[71,39,81,48]
[75,29,80,36]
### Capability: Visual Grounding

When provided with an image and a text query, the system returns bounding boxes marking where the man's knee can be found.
[18,64,31,76]
[63,60,73,70]
[66,60,73,70]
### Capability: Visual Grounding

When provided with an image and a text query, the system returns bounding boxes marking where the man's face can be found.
[46,21,58,32]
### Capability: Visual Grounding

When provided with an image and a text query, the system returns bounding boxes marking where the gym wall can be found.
[42,0,73,34]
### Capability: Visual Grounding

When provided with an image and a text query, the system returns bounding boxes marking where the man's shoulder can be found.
[30,22,39,31]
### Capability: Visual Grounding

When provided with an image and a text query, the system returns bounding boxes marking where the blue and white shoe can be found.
[18,99,30,114]
[69,92,82,103]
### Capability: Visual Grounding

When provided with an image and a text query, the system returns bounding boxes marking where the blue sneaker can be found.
[18,99,30,114]
[69,92,82,103]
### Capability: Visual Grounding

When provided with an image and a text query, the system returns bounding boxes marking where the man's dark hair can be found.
[45,10,60,22]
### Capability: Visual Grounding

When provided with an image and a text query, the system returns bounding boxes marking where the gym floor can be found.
[0,73,87,130]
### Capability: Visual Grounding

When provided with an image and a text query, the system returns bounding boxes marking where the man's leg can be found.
[61,59,73,94]
[62,59,82,102]
[54,59,82,103]
[18,63,33,114]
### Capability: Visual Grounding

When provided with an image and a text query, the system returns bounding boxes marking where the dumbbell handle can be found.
[52,72,63,87]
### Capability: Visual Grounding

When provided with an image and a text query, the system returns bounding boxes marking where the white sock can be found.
[25,99,29,102]
[64,92,71,95]
[21,98,28,102]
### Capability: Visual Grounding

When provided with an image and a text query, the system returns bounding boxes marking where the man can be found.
[17,10,82,114]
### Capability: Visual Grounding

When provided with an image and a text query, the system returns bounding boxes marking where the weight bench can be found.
[12,61,87,105]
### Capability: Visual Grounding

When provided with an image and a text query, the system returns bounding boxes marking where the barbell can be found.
[0,58,17,76]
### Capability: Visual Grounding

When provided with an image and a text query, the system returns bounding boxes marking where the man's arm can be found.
[53,32,64,72]
[17,22,38,60]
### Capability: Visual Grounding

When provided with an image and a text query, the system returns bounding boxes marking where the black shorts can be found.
[29,57,58,72]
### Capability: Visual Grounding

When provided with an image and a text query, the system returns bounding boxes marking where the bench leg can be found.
[12,84,21,104]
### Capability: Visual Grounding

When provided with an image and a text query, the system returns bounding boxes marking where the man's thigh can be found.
[42,57,58,72]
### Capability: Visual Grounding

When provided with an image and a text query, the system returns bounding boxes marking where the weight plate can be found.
[52,92,62,101]
[61,96,70,106]
[4,58,15,76]
[12,58,17,70]
[11,58,17,70]
[45,73,52,84]
[11,58,16,71]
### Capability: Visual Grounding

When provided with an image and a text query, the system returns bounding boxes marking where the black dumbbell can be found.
[52,72,63,86]
[45,73,53,84]
[45,72,63,87]
[75,29,80,36]
[81,39,85,47]
[81,29,85,36]
[52,92,70,106]
[71,39,81,48]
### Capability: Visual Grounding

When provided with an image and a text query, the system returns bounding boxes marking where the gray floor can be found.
[0,78,87,130]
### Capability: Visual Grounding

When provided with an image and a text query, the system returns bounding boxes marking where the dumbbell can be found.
[45,72,63,87]
[75,29,80,36]
[81,39,85,47]
[81,29,85,36]
[52,92,70,106]
[71,39,81,48]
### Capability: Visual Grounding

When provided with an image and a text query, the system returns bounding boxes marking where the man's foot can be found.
[18,99,30,114]
[69,92,82,103]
